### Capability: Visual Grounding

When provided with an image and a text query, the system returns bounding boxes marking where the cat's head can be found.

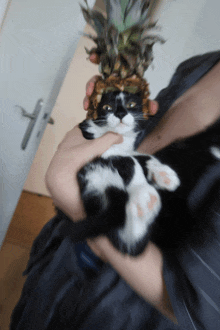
[80,91,148,140]
[93,91,146,135]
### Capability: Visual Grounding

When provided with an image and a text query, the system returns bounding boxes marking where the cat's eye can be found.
[126,101,136,108]
[102,104,112,111]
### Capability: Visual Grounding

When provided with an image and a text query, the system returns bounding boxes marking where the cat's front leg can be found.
[79,119,107,140]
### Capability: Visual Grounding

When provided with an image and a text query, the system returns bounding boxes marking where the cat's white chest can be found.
[102,135,136,158]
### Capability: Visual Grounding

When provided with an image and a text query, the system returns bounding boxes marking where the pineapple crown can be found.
[86,74,150,120]
[81,0,165,78]
[81,0,165,119]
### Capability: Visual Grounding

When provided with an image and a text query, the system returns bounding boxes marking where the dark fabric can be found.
[10,51,220,329]
[11,216,179,330]
[163,168,220,329]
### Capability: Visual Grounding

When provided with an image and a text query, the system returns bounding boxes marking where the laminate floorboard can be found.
[0,191,55,330]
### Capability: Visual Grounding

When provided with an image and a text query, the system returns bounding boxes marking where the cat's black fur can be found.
[151,118,220,252]
[59,91,220,256]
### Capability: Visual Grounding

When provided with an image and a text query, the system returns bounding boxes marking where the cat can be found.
[57,90,220,255]
[59,91,180,256]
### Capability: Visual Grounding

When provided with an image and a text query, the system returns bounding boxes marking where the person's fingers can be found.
[89,52,100,64]
[84,75,101,110]
[99,131,123,145]
[83,96,89,110]
[66,131,123,170]
[86,81,96,97]
[85,75,100,94]
[149,100,159,116]
[89,132,123,156]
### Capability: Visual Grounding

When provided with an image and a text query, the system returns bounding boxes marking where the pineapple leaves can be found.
[124,0,150,29]
[104,0,150,32]
[104,0,126,32]
[81,0,165,77]
[81,0,106,36]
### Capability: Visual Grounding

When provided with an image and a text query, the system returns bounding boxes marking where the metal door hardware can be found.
[16,99,44,150]
[43,113,55,124]
[18,106,36,120]
[48,117,54,124]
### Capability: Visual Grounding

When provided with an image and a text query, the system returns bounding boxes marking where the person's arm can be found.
[88,236,176,321]
[138,60,220,155]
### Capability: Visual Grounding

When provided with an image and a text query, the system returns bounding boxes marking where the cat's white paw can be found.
[147,159,180,191]
[119,185,161,248]
[152,165,180,191]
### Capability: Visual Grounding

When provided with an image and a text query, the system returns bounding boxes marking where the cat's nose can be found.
[115,106,127,120]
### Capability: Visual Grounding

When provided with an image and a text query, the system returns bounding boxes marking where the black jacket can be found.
[11,51,220,330]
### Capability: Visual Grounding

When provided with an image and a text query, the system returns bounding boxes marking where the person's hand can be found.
[45,125,123,221]
[83,75,100,110]
[83,52,100,110]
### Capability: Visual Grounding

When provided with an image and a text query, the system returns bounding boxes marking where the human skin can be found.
[46,60,220,323]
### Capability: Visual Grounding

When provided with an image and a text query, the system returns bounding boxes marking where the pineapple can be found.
[81,0,165,119]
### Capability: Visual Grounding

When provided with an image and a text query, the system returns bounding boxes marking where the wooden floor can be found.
[0,191,56,330]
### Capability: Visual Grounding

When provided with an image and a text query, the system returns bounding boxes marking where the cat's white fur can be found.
[84,163,125,209]
[86,112,138,158]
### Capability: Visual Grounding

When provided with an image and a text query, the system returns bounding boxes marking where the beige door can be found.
[0,0,96,246]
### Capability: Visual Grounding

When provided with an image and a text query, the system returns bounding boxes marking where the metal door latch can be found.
[43,113,54,125]
[16,106,37,120]
[16,99,44,150]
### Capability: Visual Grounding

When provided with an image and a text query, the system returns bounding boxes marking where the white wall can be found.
[145,0,219,98]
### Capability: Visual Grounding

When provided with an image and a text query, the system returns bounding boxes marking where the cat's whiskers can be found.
[93,119,107,123]
[131,113,147,120]
[132,116,149,122]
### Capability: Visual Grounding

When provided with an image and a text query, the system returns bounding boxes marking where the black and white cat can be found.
[58,90,220,255]
[63,91,179,255]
